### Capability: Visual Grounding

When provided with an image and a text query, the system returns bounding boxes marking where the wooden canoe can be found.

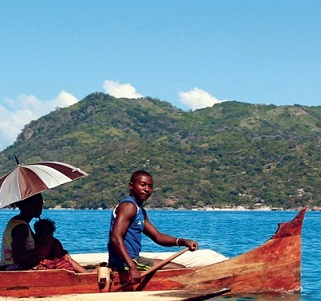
[0,209,306,298]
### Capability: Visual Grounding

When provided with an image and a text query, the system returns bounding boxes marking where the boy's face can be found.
[35,231,46,241]
[129,175,154,203]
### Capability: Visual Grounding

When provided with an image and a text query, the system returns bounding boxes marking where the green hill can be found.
[1,93,321,210]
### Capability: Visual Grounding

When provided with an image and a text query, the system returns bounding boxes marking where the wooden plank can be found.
[2,291,182,301]
[2,288,230,301]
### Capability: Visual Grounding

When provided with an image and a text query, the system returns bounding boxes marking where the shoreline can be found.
[0,206,312,211]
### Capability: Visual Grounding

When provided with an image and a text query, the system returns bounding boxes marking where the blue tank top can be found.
[107,196,145,269]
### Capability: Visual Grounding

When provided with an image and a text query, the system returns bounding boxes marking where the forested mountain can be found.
[1,93,321,210]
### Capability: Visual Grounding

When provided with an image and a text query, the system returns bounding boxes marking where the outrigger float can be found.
[0,209,306,300]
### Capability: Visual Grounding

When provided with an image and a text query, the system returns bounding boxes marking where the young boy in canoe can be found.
[107,170,199,284]
[34,218,87,273]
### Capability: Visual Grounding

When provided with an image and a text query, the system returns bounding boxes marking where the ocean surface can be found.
[0,209,319,301]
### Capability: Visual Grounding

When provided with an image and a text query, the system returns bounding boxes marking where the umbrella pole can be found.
[14,154,20,165]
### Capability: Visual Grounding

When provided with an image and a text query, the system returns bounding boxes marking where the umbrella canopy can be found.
[0,161,89,208]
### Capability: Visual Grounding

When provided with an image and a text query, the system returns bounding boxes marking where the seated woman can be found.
[1,194,87,273]
[33,218,87,273]
[1,194,44,271]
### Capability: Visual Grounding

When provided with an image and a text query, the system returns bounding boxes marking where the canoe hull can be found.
[0,209,306,297]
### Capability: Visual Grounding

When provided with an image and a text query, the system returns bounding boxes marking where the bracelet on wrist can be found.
[176,237,181,246]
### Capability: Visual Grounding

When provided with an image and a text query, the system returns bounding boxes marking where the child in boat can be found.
[33,218,87,273]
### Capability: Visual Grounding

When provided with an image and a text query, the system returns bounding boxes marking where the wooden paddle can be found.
[140,247,189,277]
[115,247,189,291]
[180,288,231,301]
[156,287,231,301]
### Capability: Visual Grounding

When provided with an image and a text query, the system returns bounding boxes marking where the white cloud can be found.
[0,91,79,151]
[178,87,226,110]
[54,91,79,107]
[102,80,143,99]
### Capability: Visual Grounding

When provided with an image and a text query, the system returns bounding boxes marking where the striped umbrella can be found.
[0,159,89,208]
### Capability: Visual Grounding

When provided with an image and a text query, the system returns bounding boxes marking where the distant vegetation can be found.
[1,93,321,210]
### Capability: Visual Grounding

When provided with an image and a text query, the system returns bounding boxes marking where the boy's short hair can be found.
[34,218,56,235]
[130,170,152,183]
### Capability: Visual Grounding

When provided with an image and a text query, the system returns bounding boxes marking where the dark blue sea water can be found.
[0,209,319,301]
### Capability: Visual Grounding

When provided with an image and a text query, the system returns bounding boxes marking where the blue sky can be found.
[1,0,320,151]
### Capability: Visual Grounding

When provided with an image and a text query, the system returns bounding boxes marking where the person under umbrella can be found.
[1,193,44,270]
[1,193,88,272]
[0,158,90,271]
